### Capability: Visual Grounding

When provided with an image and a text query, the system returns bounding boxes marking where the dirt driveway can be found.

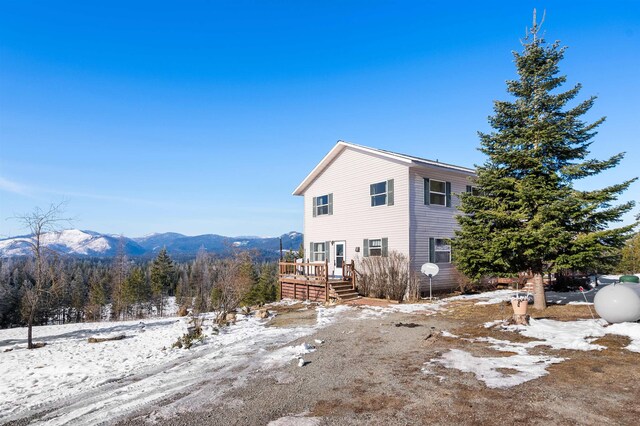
[119,300,640,426]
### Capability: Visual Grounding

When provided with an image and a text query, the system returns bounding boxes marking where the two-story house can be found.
[291,141,476,297]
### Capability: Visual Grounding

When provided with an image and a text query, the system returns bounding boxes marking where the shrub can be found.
[356,251,418,302]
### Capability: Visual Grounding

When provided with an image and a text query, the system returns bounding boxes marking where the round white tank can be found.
[594,283,640,324]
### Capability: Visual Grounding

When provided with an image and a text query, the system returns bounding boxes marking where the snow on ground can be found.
[424,292,640,389]
[0,303,350,424]
[0,316,193,416]
[447,289,521,305]
[268,412,321,426]
[355,301,444,319]
[424,349,564,389]
[506,319,609,351]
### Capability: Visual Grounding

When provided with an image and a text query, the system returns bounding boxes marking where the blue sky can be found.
[1,1,638,238]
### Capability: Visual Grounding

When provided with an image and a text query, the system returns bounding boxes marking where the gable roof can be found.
[293,141,476,195]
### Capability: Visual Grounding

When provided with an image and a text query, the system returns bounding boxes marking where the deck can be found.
[278,260,359,302]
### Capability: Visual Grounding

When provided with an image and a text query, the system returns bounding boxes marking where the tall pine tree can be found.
[150,248,176,317]
[452,12,637,309]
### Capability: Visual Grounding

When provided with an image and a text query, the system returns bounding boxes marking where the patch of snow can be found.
[424,349,564,388]
[268,412,321,426]
[484,320,506,328]
[447,290,519,305]
[506,318,607,351]
[441,330,458,338]
[604,322,640,353]
[356,302,444,319]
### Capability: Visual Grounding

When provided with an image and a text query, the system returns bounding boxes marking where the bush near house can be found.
[356,251,419,302]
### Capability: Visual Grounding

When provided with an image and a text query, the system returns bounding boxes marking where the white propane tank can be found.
[594,283,640,323]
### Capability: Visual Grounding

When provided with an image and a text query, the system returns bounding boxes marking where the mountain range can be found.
[0,229,303,260]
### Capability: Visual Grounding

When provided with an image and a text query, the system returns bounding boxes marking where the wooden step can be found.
[338,291,360,300]
[332,284,354,291]
[339,293,360,301]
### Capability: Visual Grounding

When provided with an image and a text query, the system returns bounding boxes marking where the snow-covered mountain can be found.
[0,230,146,257]
[0,229,303,259]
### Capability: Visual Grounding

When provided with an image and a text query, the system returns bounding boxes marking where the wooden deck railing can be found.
[278,259,358,300]
[343,260,356,290]
[278,260,329,281]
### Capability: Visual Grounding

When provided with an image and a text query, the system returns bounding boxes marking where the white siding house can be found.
[293,141,476,294]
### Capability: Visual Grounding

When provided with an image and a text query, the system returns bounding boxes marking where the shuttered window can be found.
[466,185,481,196]
[312,193,333,217]
[424,178,452,207]
[310,242,329,262]
[370,179,394,207]
[363,238,388,257]
[429,238,451,263]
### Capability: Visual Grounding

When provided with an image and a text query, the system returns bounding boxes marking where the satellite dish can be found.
[421,263,439,277]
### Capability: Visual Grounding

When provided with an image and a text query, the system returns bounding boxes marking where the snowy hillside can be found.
[0,229,303,258]
[0,230,146,257]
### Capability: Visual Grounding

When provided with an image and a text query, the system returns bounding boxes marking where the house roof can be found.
[292,141,476,195]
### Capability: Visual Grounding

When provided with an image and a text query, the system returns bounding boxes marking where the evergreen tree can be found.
[618,233,640,274]
[150,248,176,317]
[110,239,130,320]
[452,13,637,309]
[87,272,107,321]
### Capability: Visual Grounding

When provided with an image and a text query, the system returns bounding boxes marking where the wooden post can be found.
[325,260,329,302]
[351,260,356,291]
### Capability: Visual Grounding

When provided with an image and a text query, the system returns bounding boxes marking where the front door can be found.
[334,241,346,277]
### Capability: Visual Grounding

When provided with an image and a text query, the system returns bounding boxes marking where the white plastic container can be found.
[594,283,640,324]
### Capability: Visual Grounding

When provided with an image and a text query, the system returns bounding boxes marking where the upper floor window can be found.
[424,178,451,207]
[316,195,329,215]
[312,193,333,217]
[466,185,482,196]
[370,179,394,207]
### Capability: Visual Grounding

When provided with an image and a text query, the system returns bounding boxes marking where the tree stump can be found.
[512,313,530,326]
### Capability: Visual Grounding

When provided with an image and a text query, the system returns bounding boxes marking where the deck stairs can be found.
[331,281,360,301]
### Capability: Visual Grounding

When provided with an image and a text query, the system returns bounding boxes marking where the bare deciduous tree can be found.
[210,252,254,323]
[16,202,71,349]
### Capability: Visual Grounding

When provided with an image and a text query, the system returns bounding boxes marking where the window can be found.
[363,238,388,257]
[429,180,446,206]
[370,179,394,207]
[368,239,382,256]
[434,239,451,263]
[424,178,451,207]
[466,185,481,196]
[312,242,326,262]
[312,194,333,217]
[316,195,329,216]
[370,182,387,206]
